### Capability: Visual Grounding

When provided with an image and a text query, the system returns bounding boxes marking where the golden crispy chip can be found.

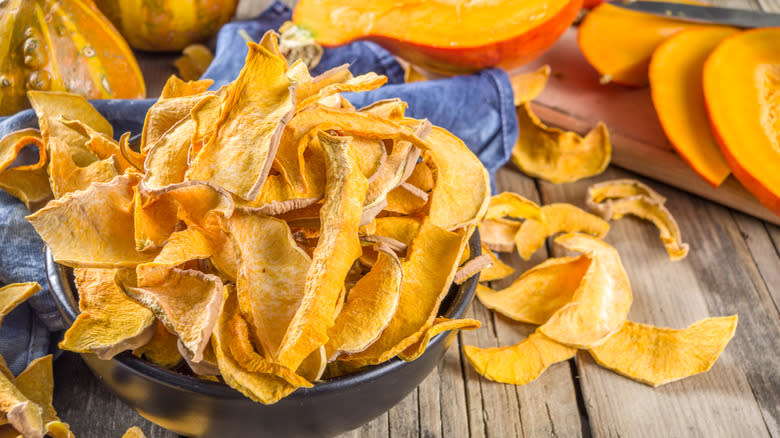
[374,217,422,247]
[141,118,196,192]
[404,160,434,193]
[122,426,147,438]
[463,331,576,385]
[153,181,234,234]
[14,355,57,424]
[227,211,311,360]
[187,39,296,200]
[0,166,53,211]
[27,175,156,268]
[454,254,492,285]
[340,221,470,367]
[122,269,223,363]
[174,44,214,82]
[136,227,216,286]
[0,283,41,328]
[511,103,611,184]
[60,268,155,359]
[47,136,119,199]
[510,65,551,105]
[60,119,134,172]
[27,91,111,167]
[399,317,480,361]
[179,340,220,377]
[0,367,42,438]
[485,192,542,222]
[586,179,666,216]
[287,63,352,104]
[276,132,368,371]
[132,187,178,251]
[132,321,183,369]
[479,219,520,253]
[424,127,490,231]
[515,203,610,260]
[590,316,738,387]
[325,247,403,361]
[539,233,632,349]
[141,88,215,155]
[0,129,46,172]
[297,72,387,111]
[478,244,515,282]
[119,133,146,172]
[476,255,591,324]
[384,183,429,216]
[348,137,386,183]
[190,93,223,156]
[296,347,327,382]
[43,421,74,438]
[160,76,214,100]
[359,98,407,119]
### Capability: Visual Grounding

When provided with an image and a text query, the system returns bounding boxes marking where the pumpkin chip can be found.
[14,355,57,425]
[0,283,41,327]
[539,233,632,349]
[485,192,543,222]
[296,72,387,111]
[160,76,214,100]
[399,317,480,362]
[586,178,666,215]
[60,268,155,360]
[511,103,611,184]
[463,331,576,385]
[119,133,146,172]
[510,65,551,105]
[47,136,119,198]
[479,219,521,253]
[60,119,134,173]
[0,368,43,438]
[478,244,515,282]
[589,316,738,387]
[174,44,214,82]
[0,166,53,211]
[477,255,591,325]
[0,129,46,172]
[515,203,609,260]
[454,254,492,285]
[179,340,220,377]
[122,426,147,438]
[297,347,327,382]
[287,63,352,104]
[132,321,183,369]
[136,227,216,286]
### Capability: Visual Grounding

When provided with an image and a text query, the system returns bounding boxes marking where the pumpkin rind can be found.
[0,0,146,116]
[703,27,780,215]
[292,0,583,74]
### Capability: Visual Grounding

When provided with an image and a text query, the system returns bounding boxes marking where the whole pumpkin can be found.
[0,0,146,116]
[94,0,239,52]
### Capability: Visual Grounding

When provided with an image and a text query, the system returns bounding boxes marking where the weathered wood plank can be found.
[439,339,471,437]
[53,352,176,438]
[340,413,389,438]
[418,366,443,438]
[387,389,419,438]
[537,168,776,437]
[732,214,780,314]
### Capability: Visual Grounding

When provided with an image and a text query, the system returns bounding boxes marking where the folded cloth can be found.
[0,1,517,375]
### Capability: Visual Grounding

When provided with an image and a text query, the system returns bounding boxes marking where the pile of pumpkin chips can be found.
[0,30,489,416]
[466,185,736,387]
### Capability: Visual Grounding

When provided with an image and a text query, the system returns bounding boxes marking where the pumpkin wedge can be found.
[703,28,780,215]
[292,0,583,74]
[0,0,146,116]
[578,2,715,86]
[649,27,737,187]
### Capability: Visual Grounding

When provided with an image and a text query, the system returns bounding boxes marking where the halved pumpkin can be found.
[649,27,737,187]
[703,28,780,216]
[292,0,583,74]
[578,2,713,86]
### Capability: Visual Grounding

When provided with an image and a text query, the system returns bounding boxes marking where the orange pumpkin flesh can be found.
[649,27,737,188]
[578,3,714,87]
[703,28,780,216]
[0,0,145,116]
[292,0,583,74]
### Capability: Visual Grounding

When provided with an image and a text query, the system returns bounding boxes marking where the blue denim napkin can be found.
[0,1,517,375]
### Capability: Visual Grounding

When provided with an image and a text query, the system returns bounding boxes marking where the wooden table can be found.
[52,0,780,436]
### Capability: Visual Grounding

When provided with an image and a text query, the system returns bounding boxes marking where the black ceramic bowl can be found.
[46,233,480,437]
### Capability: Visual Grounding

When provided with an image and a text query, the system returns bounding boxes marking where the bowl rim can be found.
[46,231,480,400]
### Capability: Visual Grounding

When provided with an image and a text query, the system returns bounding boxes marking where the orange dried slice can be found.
[287,62,352,103]
[14,355,57,424]
[227,211,311,360]
[514,203,609,260]
[476,255,591,324]
[374,217,422,248]
[122,269,223,363]
[141,89,214,154]
[174,44,214,82]
[325,247,403,361]
[399,317,480,361]
[478,244,515,282]
[297,347,328,382]
[60,268,155,359]
[43,421,74,438]
[119,133,145,172]
[0,283,41,327]
[0,129,46,172]
[384,183,429,216]
[187,38,296,200]
[484,192,542,222]
[539,233,632,348]
[586,178,666,217]
[296,72,387,111]
[136,227,216,286]
[27,175,156,268]
[454,254,492,285]
[160,76,214,100]
[179,340,220,377]
[122,426,147,438]
[359,98,407,119]
[463,331,576,385]
[132,187,178,252]
[0,166,53,211]
[510,65,551,105]
[60,119,134,173]
[276,132,368,371]
[511,103,611,184]
[590,316,738,387]
[479,219,520,253]
[47,136,119,199]
[0,370,42,438]
[132,321,182,369]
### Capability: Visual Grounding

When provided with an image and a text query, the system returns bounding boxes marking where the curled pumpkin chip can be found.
[136,227,216,286]
[463,331,576,385]
[122,426,147,438]
[514,203,609,260]
[478,244,515,282]
[174,44,214,82]
[485,192,542,222]
[510,65,551,105]
[13,355,57,425]
[133,321,182,369]
[589,316,738,387]
[60,119,134,173]
[0,283,41,327]
[398,317,480,362]
[0,129,46,172]
[586,179,666,213]
[479,219,520,253]
[0,166,53,211]
[539,233,632,349]
[160,76,214,100]
[476,255,591,325]
[454,254,492,285]
[296,72,387,111]
[511,103,611,184]
[47,136,119,198]
[60,268,155,359]
[0,369,43,438]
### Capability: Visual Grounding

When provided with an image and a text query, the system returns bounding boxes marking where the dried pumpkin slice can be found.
[374,216,422,248]
[463,331,576,385]
[0,129,46,172]
[179,340,220,377]
[340,221,469,367]
[539,233,632,349]
[454,254,492,285]
[276,132,369,371]
[175,44,214,82]
[359,98,407,120]
[0,369,42,438]
[133,187,179,252]
[122,426,147,438]
[479,244,515,282]
[187,38,296,201]
[141,92,214,155]
[510,65,551,105]
[0,166,53,211]
[60,119,134,173]
[514,203,609,260]
[47,136,119,199]
[287,62,352,103]
[586,178,666,217]
[132,321,182,368]
[141,118,196,192]
[325,246,403,361]
[0,283,41,328]
[511,103,611,184]
[160,76,214,100]
[479,219,521,253]
[14,355,57,425]
[227,211,311,360]
[122,269,223,363]
[384,183,429,216]
[589,316,738,387]
[296,72,387,111]
[485,192,543,222]
[297,347,327,382]
[119,133,146,172]
[43,421,74,438]
[399,317,481,361]
[60,268,155,359]
[477,255,591,324]
[27,175,156,268]
[136,227,216,286]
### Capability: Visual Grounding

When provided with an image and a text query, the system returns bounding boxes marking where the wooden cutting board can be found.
[514,27,780,225]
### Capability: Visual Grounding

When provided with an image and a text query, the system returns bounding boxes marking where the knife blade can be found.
[611,1,780,28]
